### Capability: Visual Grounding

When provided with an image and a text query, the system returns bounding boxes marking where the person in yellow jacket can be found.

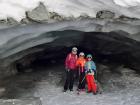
[76,52,86,91]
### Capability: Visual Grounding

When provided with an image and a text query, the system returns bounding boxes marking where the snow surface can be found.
[33,66,140,105]
[1,0,140,21]
[1,65,140,105]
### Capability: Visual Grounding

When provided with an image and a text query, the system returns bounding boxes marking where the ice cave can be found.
[0,0,140,105]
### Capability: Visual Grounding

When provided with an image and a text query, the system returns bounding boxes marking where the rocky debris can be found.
[0,18,19,29]
[96,10,115,19]
[112,68,140,90]
[0,19,7,24]
[5,3,140,25]
[77,13,91,20]
[0,19,10,29]
[98,63,140,92]
[117,15,139,21]
[20,18,31,24]
[0,98,42,105]
[0,17,19,26]
[7,17,19,25]
[65,15,77,20]
[26,2,49,23]
[49,12,64,21]
[0,2,140,26]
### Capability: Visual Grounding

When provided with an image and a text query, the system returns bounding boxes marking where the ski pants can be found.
[64,70,75,90]
[78,72,86,89]
[86,74,97,93]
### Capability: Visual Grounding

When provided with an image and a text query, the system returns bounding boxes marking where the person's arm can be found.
[91,61,96,71]
[76,59,80,67]
[65,54,70,69]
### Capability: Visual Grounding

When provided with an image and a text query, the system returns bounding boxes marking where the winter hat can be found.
[79,52,85,56]
[86,54,92,58]
[72,47,78,51]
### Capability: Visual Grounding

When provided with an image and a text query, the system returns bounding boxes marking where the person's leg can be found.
[64,71,70,91]
[90,75,97,94]
[69,70,75,91]
[86,75,92,92]
[78,72,82,90]
[81,72,86,90]
[75,69,79,80]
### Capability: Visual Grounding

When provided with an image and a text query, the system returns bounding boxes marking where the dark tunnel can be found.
[15,30,139,73]
[11,30,140,92]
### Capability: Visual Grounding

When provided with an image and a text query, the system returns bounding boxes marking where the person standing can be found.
[85,54,97,95]
[64,47,78,92]
[76,52,86,92]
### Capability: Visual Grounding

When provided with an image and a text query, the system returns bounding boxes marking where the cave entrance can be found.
[13,30,138,91]
[15,30,134,74]
[1,30,140,100]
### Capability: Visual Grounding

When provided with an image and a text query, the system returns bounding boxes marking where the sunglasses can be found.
[87,57,92,59]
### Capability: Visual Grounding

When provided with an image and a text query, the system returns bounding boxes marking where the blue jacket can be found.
[85,61,96,73]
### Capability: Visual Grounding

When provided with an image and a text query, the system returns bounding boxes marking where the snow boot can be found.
[63,89,67,92]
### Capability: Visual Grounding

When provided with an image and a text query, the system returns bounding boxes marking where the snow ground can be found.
[0,64,140,105]
[1,0,140,21]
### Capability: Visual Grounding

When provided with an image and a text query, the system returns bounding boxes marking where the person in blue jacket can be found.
[85,54,97,95]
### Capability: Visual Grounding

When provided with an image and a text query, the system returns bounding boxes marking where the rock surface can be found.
[26,2,49,23]
[7,17,19,25]
[96,10,115,19]
[0,18,19,29]
[20,18,31,24]
[49,12,64,21]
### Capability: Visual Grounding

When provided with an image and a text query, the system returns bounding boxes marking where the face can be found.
[72,50,77,55]
[79,55,84,58]
[87,57,92,61]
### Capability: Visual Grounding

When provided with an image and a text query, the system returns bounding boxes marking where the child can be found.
[76,52,86,92]
[85,54,97,95]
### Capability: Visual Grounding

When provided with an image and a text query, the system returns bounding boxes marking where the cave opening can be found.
[12,30,139,92]
[15,30,135,73]
[1,30,140,100]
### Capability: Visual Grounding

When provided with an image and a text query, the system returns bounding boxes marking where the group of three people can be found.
[64,47,97,95]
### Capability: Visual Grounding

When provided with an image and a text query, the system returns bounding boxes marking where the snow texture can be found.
[1,0,140,21]
[1,65,140,105]
[29,66,140,105]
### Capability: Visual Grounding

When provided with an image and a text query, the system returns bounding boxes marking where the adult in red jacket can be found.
[64,47,78,92]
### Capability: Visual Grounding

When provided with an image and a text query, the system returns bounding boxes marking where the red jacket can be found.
[65,53,78,70]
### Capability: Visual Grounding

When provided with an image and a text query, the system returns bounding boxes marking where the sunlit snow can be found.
[0,0,140,21]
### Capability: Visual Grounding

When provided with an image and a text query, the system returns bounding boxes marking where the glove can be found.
[87,69,95,75]
[87,70,91,74]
